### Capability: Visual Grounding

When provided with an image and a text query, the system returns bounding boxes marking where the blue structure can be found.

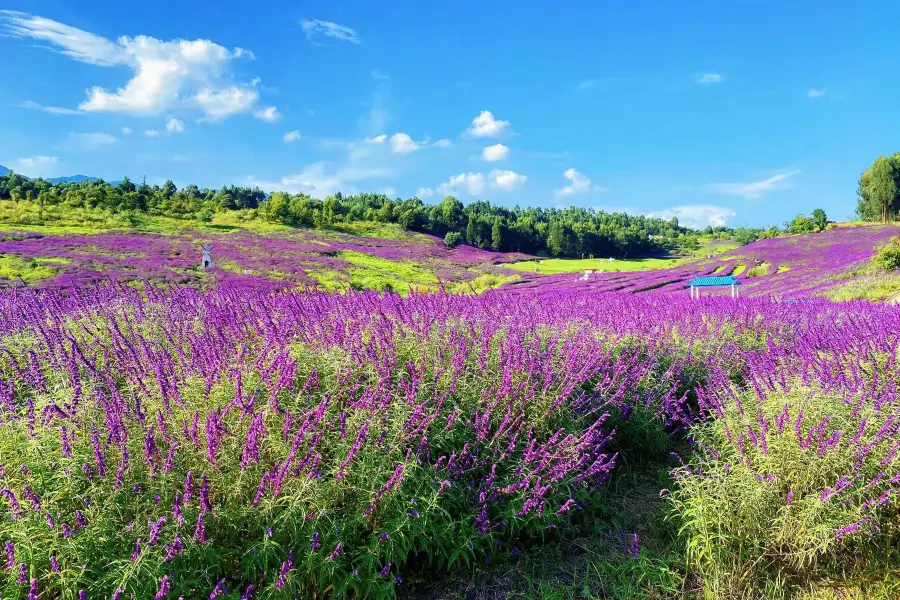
[687,275,742,299]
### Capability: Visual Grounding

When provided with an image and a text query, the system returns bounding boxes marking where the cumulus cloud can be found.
[648,205,736,229]
[301,19,361,44]
[808,88,826,98]
[166,118,185,133]
[1,11,264,120]
[12,155,58,177]
[707,171,798,199]
[432,139,452,148]
[254,106,282,123]
[121,127,133,135]
[697,72,723,84]
[283,130,302,143]
[418,169,526,198]
[466,110,511,138]
[365,134,387,144]
[390,132,422,154]
[481,143,510,162]
[17,100,83,115]
[554,168,605,197]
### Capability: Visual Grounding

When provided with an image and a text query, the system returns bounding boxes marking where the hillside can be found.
[505,223,900,300]
[1,222,897,300]
[0,223,529,292]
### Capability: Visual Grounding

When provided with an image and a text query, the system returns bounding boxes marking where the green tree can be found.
[859,156,899,222]
[491,217,503,251]
[811,208,828,231]
[443,231,462,248]
[440,196,465,231]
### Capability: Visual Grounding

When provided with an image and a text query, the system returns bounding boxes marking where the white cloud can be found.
[283,130,302,143]
[249,162,392,197]
[301,19,361,44]
[365,134,387,144]
[554,168,605,197]
[145,129,160,137]
[17,100,83,115]
[577,79,597,89]
[390,132,423,154]
[432,139,453,148]
[1,11,263,120]
[195,87,259,121]
[254,106,282,123]
[481,143,510,162]
[121,127,133,135]
[166,118,185,133]
[707,170,798,199]
[490,169,527,191]
[697,72,724,84]
[466,110,511,138]
[648,205,736,229]
[12,155,58,177]
[808,88,826,98]
[64,132,117,150]
[420,169,527,198]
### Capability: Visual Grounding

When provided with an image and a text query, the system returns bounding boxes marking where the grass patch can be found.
[731,263,747,276]
[776,264,791,274]
[824,273,900,302]
[0,255,60,282]
[339,251,438,286]
[446,273,520,294]
[506,257,680,275]
[746,262,771,277]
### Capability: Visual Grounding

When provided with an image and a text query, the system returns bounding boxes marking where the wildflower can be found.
[275,551,294,589]
[379,562,392,577]
[17,562,27,584]
[5,540,14,570]
[194,513,207,544]
[50,554,59,572]
[240,585,255,600]
[555,499,576,515]
[378,531,389,543]
[311,532,321,552]
[786,491,794,505]
[328,543,342,561]
[79,590,87,600]
[155,575,171,599]
[28,578,39,600]
[209,579,225,599]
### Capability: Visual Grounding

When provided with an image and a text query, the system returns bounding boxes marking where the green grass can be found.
[0,255,61,282]
[746,262,771,277]
[824,273,900,302]
[505,257,681,275]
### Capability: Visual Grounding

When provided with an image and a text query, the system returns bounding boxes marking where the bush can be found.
[443,231,462,248]
[671,384,900,598]
[874,236,900,271]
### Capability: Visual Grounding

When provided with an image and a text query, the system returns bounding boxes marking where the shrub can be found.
[443,231,462,248]
[671,383,900,598]
[874,236,900,271]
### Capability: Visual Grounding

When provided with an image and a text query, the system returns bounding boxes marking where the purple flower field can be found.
[0,277,898,597]
[0,227,529,290]
[510,224,900,299]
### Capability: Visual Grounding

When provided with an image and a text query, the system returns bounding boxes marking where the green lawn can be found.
[505,256,681,275]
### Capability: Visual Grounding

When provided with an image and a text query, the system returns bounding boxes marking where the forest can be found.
[0,170,832,258]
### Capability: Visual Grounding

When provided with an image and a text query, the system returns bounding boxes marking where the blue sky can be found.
[1,0,897,228]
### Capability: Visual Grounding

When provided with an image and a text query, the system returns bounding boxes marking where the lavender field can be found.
[0,226,528,292]
[509,224,900,300]
[0,277,898,599]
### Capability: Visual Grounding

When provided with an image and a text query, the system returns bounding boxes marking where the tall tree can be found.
[491,217,503,251]
[811,208,828,231]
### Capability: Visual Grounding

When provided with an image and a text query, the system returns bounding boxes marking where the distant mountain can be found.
[46,175,100,184]
[0,167,119,186]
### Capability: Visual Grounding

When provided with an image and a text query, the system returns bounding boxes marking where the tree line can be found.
[0,170,809,258]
